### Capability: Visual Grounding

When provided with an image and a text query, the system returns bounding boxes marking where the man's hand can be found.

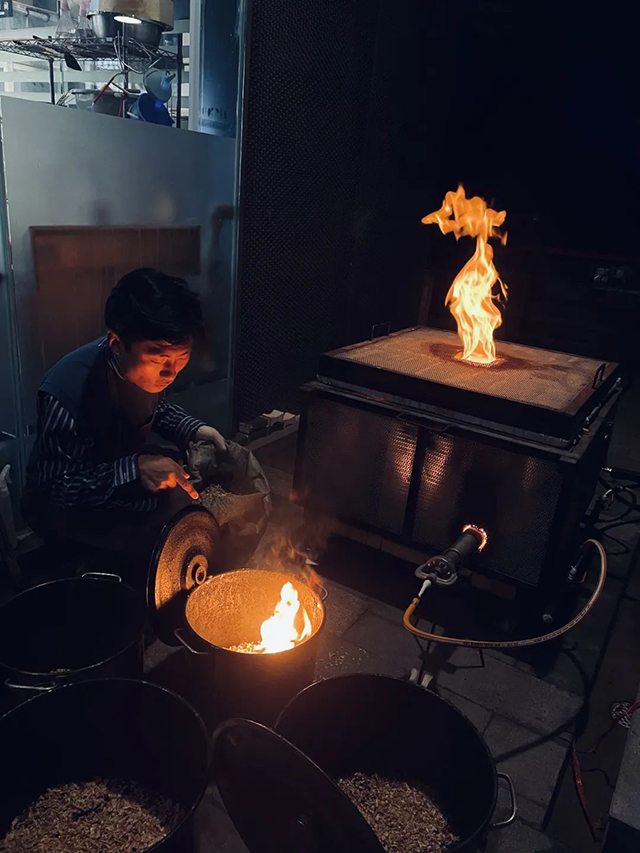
[194,425,226,452]
[138,455,199,500]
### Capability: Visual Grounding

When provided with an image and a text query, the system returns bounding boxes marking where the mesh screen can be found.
[235,0,379,420]
[301,396,417,535]
[412,432,563,586]
[331,328,605,413]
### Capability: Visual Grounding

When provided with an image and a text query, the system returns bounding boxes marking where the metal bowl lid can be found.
[211,718,383,853]
[147,505,221,645]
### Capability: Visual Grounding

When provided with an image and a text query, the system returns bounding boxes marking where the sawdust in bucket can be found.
[337,771,459,853]
[198,484,237,518]
[0,778,182,852]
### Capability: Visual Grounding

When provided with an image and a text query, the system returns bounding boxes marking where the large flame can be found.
[254,582,312,654]
[422,185,508,364]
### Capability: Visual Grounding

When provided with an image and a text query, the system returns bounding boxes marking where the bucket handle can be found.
[81,572,122,582]
[4,678,57,692]
[174,628,207,656]
[491,772,517,828]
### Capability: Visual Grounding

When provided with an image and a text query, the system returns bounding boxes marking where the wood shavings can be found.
[337,771,459,853]
[0,778,182,853]
[198,484,235,511]
[227,641,260,653]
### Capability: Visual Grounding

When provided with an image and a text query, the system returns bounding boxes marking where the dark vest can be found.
[34,337,159,465]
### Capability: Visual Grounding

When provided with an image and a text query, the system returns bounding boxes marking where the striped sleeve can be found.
[153,399,204,449]
[35,394,154,512]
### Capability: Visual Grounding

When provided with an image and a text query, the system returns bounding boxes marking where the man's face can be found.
[108,333,193,393]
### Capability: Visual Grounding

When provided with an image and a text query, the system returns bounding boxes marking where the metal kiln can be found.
[295,327,621,593]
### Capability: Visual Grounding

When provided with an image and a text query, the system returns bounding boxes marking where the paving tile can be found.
[435,686,493,734]
[484,716,568,808]
[367,596,407,625]
[314,629,407,681]
[343,610,425,669]
[510,792,547,830]
[486,820,567,852]
[319,578,369,636]
[444,644,517,670]
[623,548,640,601]
[608,673,640,833]
[434,650,582,737]
[195,785,249,853]
[516,643,594,699]
[144,637,180,674]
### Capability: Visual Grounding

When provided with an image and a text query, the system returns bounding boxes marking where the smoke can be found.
[252,503,334,593]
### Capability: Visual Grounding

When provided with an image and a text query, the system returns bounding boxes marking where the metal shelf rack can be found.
[0,33,184,125]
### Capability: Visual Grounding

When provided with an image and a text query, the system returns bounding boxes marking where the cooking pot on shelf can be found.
[148,505,326,728]
[0,678,208,853]
[88,11,170,49]
[0,573,145,711]
[210,674,516,853]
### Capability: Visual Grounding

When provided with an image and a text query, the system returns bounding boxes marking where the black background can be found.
[235,0,639,420]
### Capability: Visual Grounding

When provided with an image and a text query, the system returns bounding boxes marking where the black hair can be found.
[105,268,204,348]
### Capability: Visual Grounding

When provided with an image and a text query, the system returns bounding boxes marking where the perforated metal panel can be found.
[235,0,380,420]
[300,395,417,535]
[412,433,563,586]
[296,384,615,589]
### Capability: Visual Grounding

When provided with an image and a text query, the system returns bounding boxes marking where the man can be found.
[23,268,225,558]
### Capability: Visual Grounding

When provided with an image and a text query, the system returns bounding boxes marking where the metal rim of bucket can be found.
[0,577,145,679]
[181,569,326,657]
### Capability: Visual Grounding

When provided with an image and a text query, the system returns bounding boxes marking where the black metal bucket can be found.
[0,678,209,853]
[0,574,145,709]
[276,674,516,853]
[176,569,326,727]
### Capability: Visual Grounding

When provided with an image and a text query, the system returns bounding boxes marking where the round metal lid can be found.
[147,505,221,645]
[211,719,384,853]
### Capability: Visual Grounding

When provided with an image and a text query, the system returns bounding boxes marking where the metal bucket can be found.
[0,679,208,852]
[0,574,145,710]
[276,674,516,853]
[178,568,325,726]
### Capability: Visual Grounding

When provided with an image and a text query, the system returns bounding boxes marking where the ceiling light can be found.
[114,15,141,24]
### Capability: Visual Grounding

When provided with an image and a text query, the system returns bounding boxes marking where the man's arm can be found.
[35,394,155,511]
[153,399,205,449]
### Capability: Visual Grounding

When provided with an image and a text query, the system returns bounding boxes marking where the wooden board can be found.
[30,225,200,372]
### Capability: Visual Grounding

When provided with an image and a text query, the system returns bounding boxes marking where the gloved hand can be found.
[194,425,226,452]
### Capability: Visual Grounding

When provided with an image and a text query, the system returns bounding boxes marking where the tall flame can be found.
[422,185,508,365]
[255,582,312,654]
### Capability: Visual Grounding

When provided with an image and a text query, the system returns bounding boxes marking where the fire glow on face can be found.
[422,185,508,365]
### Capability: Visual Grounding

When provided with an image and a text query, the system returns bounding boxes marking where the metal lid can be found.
[147,505,221,645]
[211,718,384,853]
